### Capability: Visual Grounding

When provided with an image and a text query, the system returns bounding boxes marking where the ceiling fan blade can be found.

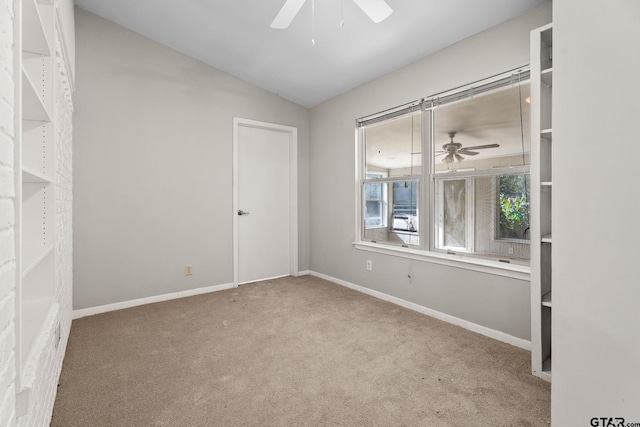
[271,0,307,29]
[457,150,479,156]
[461,144,500,150]
[352,0,393,23]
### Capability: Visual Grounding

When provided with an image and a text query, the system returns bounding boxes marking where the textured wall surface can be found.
[17,37,74,427]
[0,1,74,425]
[0,0,16,425]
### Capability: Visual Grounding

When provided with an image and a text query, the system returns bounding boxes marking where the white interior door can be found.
[234,119,297,285]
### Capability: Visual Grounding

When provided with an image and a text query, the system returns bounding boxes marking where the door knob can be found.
[238,210,250,216]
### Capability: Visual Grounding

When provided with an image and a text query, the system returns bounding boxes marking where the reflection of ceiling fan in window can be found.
[271,0,393,29]
[436,131,500,164]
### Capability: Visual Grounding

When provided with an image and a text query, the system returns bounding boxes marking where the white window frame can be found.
[364,173,388,229]
[361,177,422,248]
[354,68,531,280]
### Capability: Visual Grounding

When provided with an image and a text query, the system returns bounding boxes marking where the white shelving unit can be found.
[16,0,58,396]
[530,23,553,382]
[21,0,50,57]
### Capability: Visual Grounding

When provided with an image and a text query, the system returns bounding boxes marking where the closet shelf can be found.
[531,23,553,383]
[22,68,51,122]
[542,356,552,375]
[20,301,58,388]
[541,68,553,86]
[21,244,53,278]
[17,0,59,395]
[22,166,52,184]
[22,0,50,57]
[542,291,552,307]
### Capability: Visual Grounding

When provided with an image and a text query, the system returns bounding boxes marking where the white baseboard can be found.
[308,271,531,351]
[72,273,531,351]
[72,283,235,319]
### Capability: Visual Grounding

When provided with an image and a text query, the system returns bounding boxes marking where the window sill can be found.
[353,241,530,281]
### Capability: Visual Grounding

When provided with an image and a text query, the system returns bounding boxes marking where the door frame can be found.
[232,117,298,287]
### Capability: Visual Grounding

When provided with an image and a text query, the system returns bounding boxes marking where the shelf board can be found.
[541,68,553,86]
[22,119,42,133]
[22,166,52,184]
[21,298,56,368]
[540,128,553,137]
[542,291,552,308]
[22,0,51,57]
[541,181,553,187]
[21,244,53,278]
[541,234,552,243]
[21,68,51,122]
[542,356,552,374]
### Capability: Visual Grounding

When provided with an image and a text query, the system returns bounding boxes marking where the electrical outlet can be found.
[366,260,373,271]
[185,265,192,276]
[508,247,515,255]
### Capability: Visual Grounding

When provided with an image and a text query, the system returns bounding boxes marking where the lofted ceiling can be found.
[73,0,547,108]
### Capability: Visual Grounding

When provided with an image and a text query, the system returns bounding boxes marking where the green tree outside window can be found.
[498,174,530,240]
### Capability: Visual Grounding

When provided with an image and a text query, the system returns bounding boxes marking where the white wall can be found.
[553,0,640,424]
[73,8,311,310]
[309,2,552,342]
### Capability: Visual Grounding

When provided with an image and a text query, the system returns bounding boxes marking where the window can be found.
[430,76,531,261]
[358,69,530,265]
[364,174,386,228]
[361,107,421,246]
[435,178,473,252]
[497,174,530,241]
[391,180,418,232]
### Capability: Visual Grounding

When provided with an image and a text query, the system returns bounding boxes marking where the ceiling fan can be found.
[271,0,393,29]
[436,132,500,164]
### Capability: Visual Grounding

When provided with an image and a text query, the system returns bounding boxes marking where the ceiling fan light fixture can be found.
[442,153,454,164]
[454,153,464,162]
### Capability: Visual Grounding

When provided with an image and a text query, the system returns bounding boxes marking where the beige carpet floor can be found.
[52,275,550,426]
